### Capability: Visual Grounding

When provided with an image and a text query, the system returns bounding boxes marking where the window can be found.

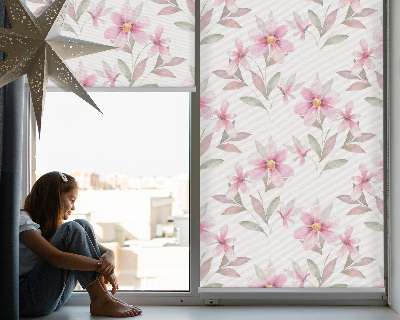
[28,91,190,291]
[20,0,391,307]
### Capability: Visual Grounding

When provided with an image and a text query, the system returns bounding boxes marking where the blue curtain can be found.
[0,0,24,317]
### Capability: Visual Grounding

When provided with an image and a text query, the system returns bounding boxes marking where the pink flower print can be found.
[338,226,361,262]
[213,225,236,261]
[339,0,362,14]
[293,16,311,41]
[148,26,172,63]
[337,101,362,138]
[226,163,250,200]
[351,163,374,200]
[293,265,310,288]
[293,143,310,167]
[104,4,149,48]
[374,29,383,59]
[293,205,339,250]
[249,19,294,64]
[75,67,97,87]
[214,0,238,13]
[200,215,215,245]
[351,39,375,76]
[213,100,237,137]
[277,77,295,104]
[248,142,294,187]
[373,154,384,183]
[249,267,287,288]
[277,204,295,228]
[227,38,250,75]
[88,4,106,27]
[294,80,339,126]
[200,91,216,120]
[102,66,121,87]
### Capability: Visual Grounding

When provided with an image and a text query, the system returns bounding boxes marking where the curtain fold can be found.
[0,0,24,316]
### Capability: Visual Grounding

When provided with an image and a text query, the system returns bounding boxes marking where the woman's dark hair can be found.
[22,172,78,241]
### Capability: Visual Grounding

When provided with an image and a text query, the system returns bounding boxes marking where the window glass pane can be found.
[200,0,384,288]
[33,92,189,291]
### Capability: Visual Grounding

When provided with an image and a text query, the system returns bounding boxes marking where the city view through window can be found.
[33,91,190,291]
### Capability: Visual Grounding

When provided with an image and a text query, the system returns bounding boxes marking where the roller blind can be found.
[200,0,384,288]
[26,0,195,88]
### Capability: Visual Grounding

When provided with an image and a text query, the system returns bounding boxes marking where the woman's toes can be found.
[124,310,133,317]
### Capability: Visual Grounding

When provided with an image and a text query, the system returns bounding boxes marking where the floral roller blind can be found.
[200,0,384,288]
[26,0,195,88]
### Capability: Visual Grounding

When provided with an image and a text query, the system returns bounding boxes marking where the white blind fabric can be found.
[26,0,195,88]
[200,0,384,288]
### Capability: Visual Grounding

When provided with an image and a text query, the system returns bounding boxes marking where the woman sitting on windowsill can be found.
[19,171,142,317]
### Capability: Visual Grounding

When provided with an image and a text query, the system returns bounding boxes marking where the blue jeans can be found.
[19,219,101,317]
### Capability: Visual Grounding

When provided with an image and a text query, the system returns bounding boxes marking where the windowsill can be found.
[20,305,400,320]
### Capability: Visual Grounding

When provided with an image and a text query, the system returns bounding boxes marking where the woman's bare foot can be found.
[90,295,140,318]
[98,276,142,315]
[87,278,141,317]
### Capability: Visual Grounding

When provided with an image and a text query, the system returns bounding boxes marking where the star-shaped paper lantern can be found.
[0,0,114,133]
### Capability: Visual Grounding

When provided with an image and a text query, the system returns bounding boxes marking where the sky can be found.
[36,91,190,176]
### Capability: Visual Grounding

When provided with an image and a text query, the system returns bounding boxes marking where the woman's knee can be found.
[74,219,92,230]
[74,219,95,235]
[58,220,86,236]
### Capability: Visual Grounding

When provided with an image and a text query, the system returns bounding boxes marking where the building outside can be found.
[71,181,189,291]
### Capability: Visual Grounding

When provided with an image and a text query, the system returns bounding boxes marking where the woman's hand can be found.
[104,273,119,295]
[96,250,115,275]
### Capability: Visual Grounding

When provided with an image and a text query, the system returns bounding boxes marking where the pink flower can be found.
[200,215,215,245]
[249,19,294,64]
[339,0,362,14]
[277,77,295,104]
[148,26,172,63]
[249,267,287,288]
[214,0,238,13]
[293,205,339,250]
[293,142,310,167]
[337,101,362,138]
[75,67,97,87]
[213,225,236,261]
[104,3,149,48]
[338,226,360,262]
[200,91,216,120]
[351,163,374,200]
[226,163,250,200]
[213,101,237,137]
[374,29,383,59]
[227,38,250,75]
[293,265,310,288]
[277,204,295,228]
[102,66,121,87]
[351,39,375,76]
[293,16,311,41]
[248,142,294,187]
[373,154,384,183]
[294,80,339,126]
[88,3,106,27]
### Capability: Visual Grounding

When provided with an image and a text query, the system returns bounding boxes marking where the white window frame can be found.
[20,0,397,309]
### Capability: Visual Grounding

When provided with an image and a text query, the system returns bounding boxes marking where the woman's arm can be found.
[97,243,115,275]
[20,230,102,272]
